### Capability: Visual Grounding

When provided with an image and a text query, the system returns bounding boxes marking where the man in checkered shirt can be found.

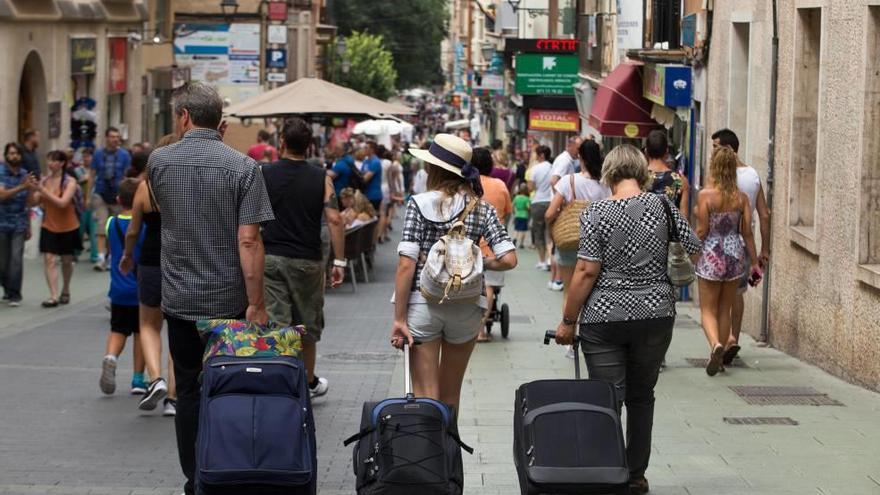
[148,82,275,495]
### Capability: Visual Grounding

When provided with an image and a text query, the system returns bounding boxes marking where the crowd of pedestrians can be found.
[0,76,772,494]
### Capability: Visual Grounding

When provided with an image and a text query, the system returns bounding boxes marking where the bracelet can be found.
[332,259,347,268]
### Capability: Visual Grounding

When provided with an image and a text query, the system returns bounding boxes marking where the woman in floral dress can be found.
[694,146,760,376]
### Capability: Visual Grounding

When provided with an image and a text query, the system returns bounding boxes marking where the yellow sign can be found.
[624,123,639,138]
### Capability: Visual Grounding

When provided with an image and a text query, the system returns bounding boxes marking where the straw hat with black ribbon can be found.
[408,133,483,196]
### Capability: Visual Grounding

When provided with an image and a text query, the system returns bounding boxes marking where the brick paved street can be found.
[1,232,879,494]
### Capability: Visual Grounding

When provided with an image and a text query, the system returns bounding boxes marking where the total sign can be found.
[266,48,287,69]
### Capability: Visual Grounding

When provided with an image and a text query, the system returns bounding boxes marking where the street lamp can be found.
[220,0,239,20]
[506,0,548,17]
[336,36,347,58]
[340,60,351,74]
[481,42,495,64]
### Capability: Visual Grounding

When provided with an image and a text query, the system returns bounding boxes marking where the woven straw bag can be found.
[551,174,591,251]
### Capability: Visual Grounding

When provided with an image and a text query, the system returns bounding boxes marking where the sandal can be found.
[59,293,70,305]
[41,299,59,308]
[722,344,741,366]
[706,344,724,376]
[476,333,492,343]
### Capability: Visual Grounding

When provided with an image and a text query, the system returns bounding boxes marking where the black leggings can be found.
[579,317,674,479]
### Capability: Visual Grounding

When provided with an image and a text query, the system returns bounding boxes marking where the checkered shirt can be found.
[578,192,701,323]
[397,192,515,306]
[148,128,275,321]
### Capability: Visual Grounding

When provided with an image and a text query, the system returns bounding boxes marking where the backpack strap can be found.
[146,177,160,212]
[448,196,479,235]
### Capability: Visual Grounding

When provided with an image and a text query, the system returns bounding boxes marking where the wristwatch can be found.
[332,259,347,268]
[562,316,578,326]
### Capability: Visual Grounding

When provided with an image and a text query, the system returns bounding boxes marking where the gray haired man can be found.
[147,82,275,495]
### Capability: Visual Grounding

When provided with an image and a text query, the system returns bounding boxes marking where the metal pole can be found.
[548,0,559,38]
[760,0,780,344]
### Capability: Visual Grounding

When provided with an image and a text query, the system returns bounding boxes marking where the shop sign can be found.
[515,54,578,96]
[70,37,97,75]
[267,25,287,44]
[643,64,692,107]
[108,37,127,94]
[173,23,260,87]
[267,1,288,21]
[681,13,697,47]
[48,102,62,139]
[529,109,580,132]
[504,38,578,54]
[473,74,504,96]
[266,48,287,69]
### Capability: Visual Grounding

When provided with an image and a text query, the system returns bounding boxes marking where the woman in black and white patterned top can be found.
[391,134,517,420]
[553,144,700,495]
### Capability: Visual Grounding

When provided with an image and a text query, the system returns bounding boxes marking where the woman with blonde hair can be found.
[694,146,760,376]
[553,144,700,494]
[340,188,377,228]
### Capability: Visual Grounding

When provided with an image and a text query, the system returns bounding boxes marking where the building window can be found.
[858,7,880,288]
[788,7,822,251]
[728,22,750,160]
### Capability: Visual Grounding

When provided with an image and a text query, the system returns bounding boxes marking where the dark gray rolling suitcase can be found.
[512,331,629,495]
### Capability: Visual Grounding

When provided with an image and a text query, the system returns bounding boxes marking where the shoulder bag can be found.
[660,197,695,287]
[551,174,591,251]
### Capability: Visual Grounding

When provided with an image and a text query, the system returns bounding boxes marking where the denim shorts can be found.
[407,302,483,344]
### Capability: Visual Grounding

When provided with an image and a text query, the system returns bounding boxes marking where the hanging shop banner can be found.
[266,48,287,69]
[108,37,127,94]
[229,23,261,85]
[268,1,288,21]
[503,38,578,54]
[515,54,579,96]
[473,74,504,95]
[71,37,97,75]
[529,109,580,132]
[643,64,693,107]
[267,24,287,44]
[616,0,643,50]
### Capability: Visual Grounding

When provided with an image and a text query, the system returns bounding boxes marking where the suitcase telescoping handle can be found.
[544,330,582,380]
[403,341,422,399]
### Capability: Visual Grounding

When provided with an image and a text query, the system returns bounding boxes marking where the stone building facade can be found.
[0,0,147,157]
[706,0,880,391]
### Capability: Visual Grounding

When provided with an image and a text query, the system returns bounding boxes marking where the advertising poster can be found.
[228,23,261,85]
[174,23,231,84]
[108,37,127,94]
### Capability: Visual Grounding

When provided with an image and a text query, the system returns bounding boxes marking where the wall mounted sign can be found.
[266,72,287,83]
[108,37,127,94]
[267,24,287,44]
[268,1,288,22]
[48,102,62,138]
[515,54,578,96]
[643,63,692,107]
[266,48,287,69]
[529,109,580,132]
[70,37,97,75]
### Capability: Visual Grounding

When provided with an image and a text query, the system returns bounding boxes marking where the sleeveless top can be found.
[140,180,161,267]
[650,170,684,207]
[260,159,326,261]
[42,176,80,234]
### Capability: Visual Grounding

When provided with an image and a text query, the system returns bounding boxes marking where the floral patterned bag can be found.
[197,319,306,363]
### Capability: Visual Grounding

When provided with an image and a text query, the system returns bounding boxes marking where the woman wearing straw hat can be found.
[390,134,518,420]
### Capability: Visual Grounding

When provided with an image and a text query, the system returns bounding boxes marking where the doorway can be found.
[18,51,49,146]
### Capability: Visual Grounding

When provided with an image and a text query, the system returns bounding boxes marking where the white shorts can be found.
[484,270,505,288]
[407,302,483,344]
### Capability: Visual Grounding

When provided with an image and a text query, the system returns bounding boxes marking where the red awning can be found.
[588,64,657,138]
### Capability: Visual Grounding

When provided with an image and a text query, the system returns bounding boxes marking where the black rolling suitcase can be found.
[512,331,629,495]
[344,343,474,495]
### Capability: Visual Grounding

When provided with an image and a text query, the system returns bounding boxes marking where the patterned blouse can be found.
[650,170,685,207]
[577,193,701,324]
[397,191,515,307]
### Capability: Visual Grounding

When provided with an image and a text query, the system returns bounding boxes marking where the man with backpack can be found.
[328,143,365,195]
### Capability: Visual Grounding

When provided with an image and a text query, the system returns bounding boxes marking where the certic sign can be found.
[504,38,578,54]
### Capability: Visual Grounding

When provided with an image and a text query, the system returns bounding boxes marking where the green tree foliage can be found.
[331,0,448,89]
[337,32,398,101]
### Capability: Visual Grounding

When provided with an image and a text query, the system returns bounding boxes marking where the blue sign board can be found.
[266,48,287,69]
[643,64,692,108]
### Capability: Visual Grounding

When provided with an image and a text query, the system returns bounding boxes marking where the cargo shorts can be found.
[264,255,326,343]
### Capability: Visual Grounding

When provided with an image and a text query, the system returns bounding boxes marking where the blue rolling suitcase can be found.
[195,321,316,495]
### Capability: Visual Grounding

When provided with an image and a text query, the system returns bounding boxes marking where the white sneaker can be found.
[163,398,177,416]
[93,254,106,272]
[546,280,555,290]
[565,346,576,359]
[99,355,117,395]
[535,262,546,270]
[551,280,564,291]
[309,376,329,398]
